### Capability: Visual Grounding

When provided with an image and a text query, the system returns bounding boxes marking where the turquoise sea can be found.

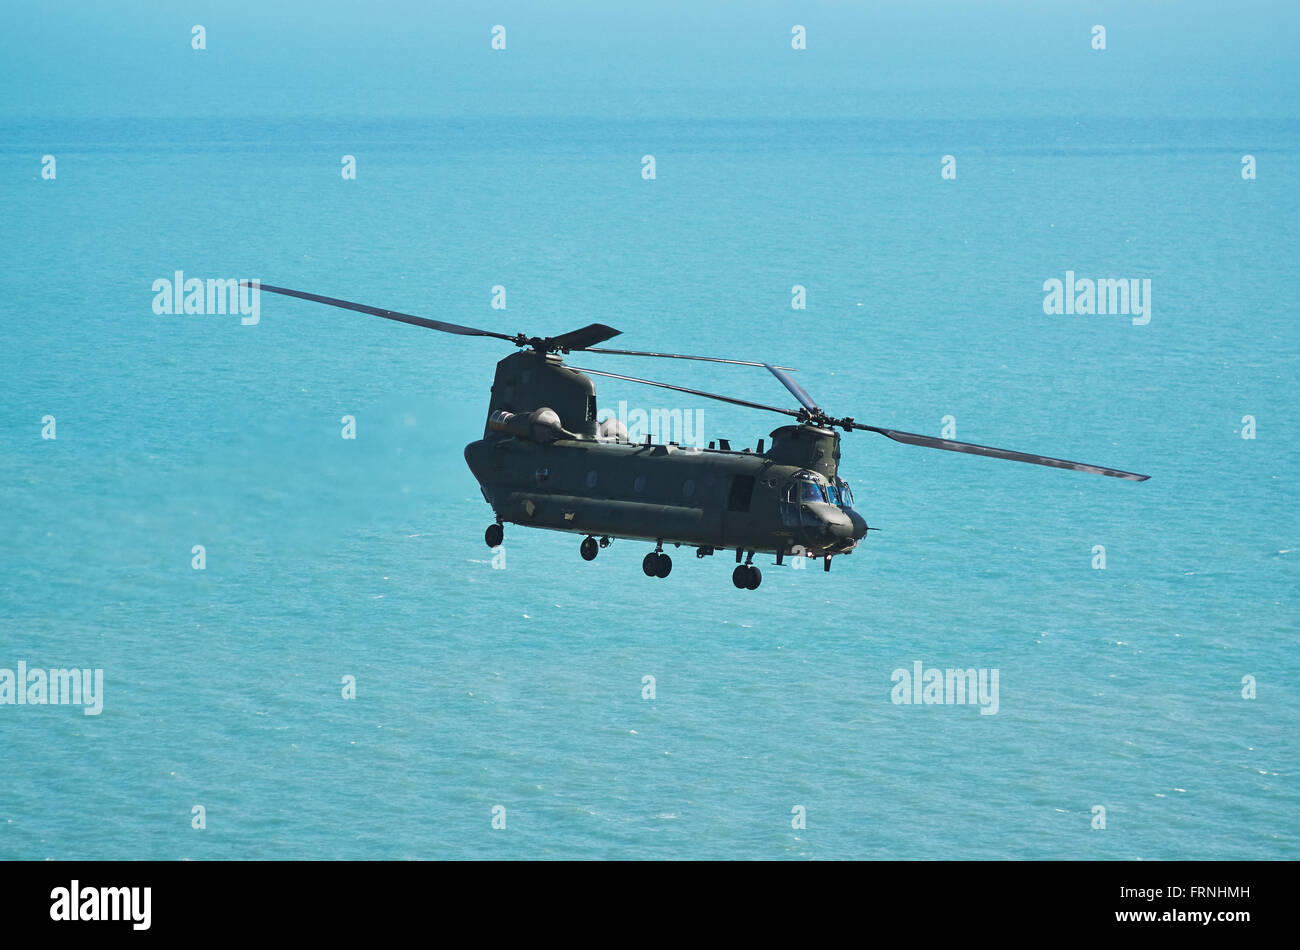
[1,2,1297,859]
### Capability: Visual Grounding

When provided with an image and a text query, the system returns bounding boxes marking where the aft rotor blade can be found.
[583,346,797,372]
[249,283,519,342]
[852,423,1150,481]
[568,366,802,419]
[765,363,820,412]
[547,323,622,351]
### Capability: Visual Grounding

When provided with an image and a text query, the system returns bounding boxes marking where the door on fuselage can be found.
[720,473,756,547]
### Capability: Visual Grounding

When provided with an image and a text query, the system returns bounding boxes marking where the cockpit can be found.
[780,469,867,552]
[785,470,855,510]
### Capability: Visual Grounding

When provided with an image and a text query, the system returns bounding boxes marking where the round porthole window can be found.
[633,474,646,494]
[585,470,598,488]
[682,479,695,497]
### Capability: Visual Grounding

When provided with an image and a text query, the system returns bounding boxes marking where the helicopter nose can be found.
[846,508,868,542]
[822,509,857,543]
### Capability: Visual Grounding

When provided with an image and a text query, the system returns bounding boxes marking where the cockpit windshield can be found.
[824,484,841,506]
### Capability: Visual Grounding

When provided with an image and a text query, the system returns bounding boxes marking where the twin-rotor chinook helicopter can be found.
[255,283,1148,591]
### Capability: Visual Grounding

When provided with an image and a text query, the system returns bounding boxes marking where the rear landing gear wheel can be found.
[732,564,761,590]
[745,566,762,590]
[580,537,599,561]
[643,551,671,578]
[485,524,503,548]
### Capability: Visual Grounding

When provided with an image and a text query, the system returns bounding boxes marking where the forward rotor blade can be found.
[249,283,519,342]
[853,424,1150,481]
[547,324,622,351]
[568,367,802,419]
[583,346,797,372]
[765,363,820,413]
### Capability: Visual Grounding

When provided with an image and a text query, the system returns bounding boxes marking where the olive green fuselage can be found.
[466,436,861,556]
[463,351,867,558]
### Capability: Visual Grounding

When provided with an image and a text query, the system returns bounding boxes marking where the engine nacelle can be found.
[488,408,575,443]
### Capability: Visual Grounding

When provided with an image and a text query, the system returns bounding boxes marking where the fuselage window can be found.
[585,470,598,489]
[682,479,695,498]
[727,474,755,512]
[633,474,646,494]
[586,394,597,422]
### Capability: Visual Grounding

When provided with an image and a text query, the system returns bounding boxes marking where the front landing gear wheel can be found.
[732,565,761,589]
[580,537,599,561]
[745,566,762,590]
[485,524,503,547]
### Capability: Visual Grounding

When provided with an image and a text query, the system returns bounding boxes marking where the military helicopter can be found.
[254,283,1148,591]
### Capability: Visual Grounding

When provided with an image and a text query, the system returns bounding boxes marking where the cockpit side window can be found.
[800,481,827,504]
[836,480,854,508]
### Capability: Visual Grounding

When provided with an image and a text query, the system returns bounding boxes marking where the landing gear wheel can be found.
[485,524,503,547]
[580,537,599,561]
[732,565,749,589]
[745,566,762,590]
[598,536,611,548]
[654,554,672,578]
[643,552,659,577]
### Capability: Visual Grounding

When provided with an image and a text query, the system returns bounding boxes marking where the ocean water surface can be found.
[1,3,1297,860]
